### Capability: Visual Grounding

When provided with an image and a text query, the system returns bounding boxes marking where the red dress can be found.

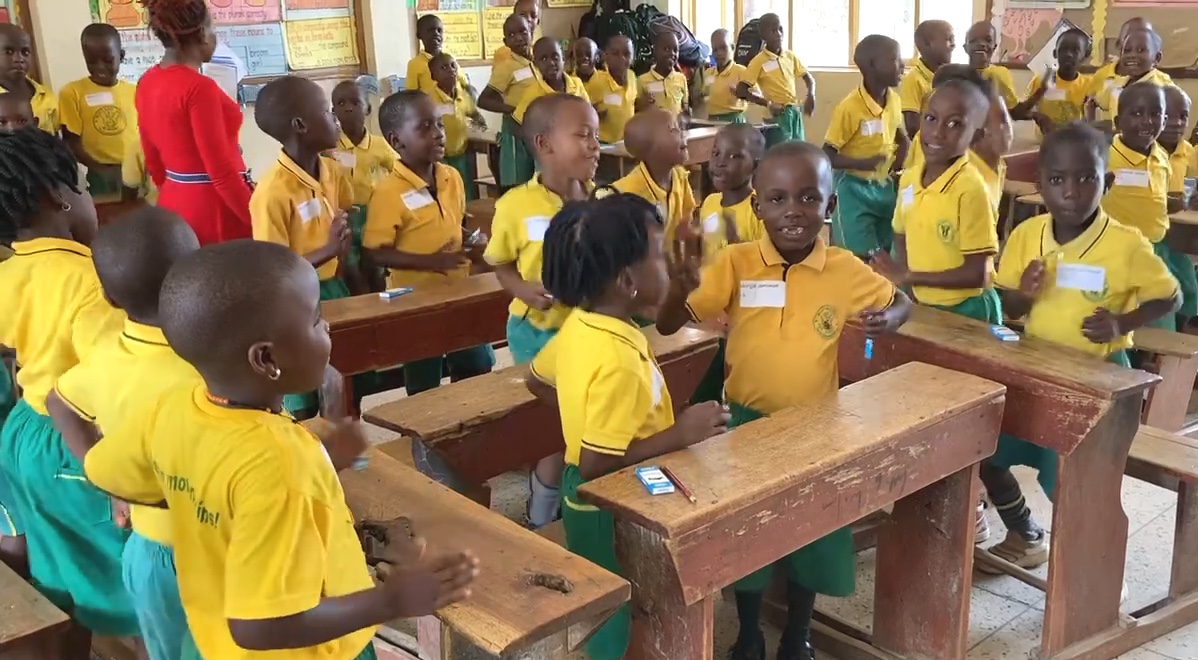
[136,64,252,245]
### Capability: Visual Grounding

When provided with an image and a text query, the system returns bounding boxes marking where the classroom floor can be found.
[358,346,1198,660]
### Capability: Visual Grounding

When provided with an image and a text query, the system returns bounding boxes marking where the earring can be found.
[60,201,71,212]
[631,286,639,300]
[268,365,282,381]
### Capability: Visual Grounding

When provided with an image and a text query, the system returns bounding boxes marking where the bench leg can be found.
[417,615,451,660]
[1142,355,1198,432]
[1172,481,1198,598]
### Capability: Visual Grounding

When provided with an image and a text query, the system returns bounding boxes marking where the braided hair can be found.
[139,0,210,48]
[542,192,662,308]
[0,127,80,243]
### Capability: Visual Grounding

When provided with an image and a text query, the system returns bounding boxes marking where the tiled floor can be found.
[359,346,1198,659]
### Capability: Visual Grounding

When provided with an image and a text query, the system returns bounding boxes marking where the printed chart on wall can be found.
[90,0,360,83]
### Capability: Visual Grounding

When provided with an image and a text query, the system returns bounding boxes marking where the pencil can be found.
[661,465,697,504]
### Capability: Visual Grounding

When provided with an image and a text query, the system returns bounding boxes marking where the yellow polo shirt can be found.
[58,78,136,165]
[404,50,470,96]
[1168,140,1195,194]
[530,309,674,467]
[996,212,1179,357]
[1103,136,1170,243]
[824,86,904,180]
[513,73,590,123]
[250,152,355,281]
[685,237,896,413]
[56,321,199,546]
[899,59,935,114]
[1026,72,1091,127]
[1095,68,1173,122]
[428,84,475,157]
[483,175,576,329]
[0,238,124,414]
[329,132,398,206]
[122,131,157,204]
[613,161,697,243]
[587,69,637,144]
[893,157,998,306]
[703,62,749,116]
[973,154,1007,212]
[487,53,539,107]
[697,192,764,259]
[978,65,1018,109]
[1,76,58,133]
[362,160,469,288]
[743,48,807,106]
[84,384,376,660]
[1086,61,1119,99]
[637,68,689,116]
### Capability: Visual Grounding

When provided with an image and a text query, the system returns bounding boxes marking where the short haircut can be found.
[533,36,559,55]
[930,77,992,121]
[1118,81,1166,115]
[80,23,120,44]
[605,34,632,52]
[504,13,530,34]
[757,140,833,189]
[332,79,364,100]
[758,13,781,30]
[253,75,317,142]
[1040,122,1108,168]
[915,20,951,46]
[0,128,80,240]
[416,13,441,32]
[719,123,766,159]
[1164,84,1191,108]
[522,93,590,152]
[1058,27,1092,56]
[429,52,454,69]
[91,207,199,320]
[853,34,899,68]
[378,89,427,138]
[1124,27,1163,53]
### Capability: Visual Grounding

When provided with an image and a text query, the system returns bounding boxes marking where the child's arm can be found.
[1009,76,1048,121]
[874,186,996,290]
[892,129,910,174]
[901,112,921,141]
[478,64,516,115]
[493,262,553,309]
[483,201,555,309]
[45,390,100,464]
[251,193,346,269]
[578,401,728,481]
[361,192,469,275]
[1081,238,1183,343]
[898,74,923,138]
[735,80,784,115]
[799,70,816,116]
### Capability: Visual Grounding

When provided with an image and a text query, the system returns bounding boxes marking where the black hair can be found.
[758,13,781,30]
[416,13,441,33]
[253,75,319,142]
[1040,122,1108,168]
[522,93,591,152]
[429,51,454,68]
[853,34,899,69]
[932,63,992,93]
[1124,27,1163,53]
[604,33,632,52]
[1057,27,1092,58]
[331,79,366,104]
[929,77,991,122]
[378,89,429,139]
[756,140,834,189]
[915,20,951,46]
[719,123,766,159]
[80,23,120,45]
[534,36,559,55]
[1117,81,1166,116]
[542,193,663,308]
[504,13,530,34]
[0,127,80,242]
[91,207,199,320]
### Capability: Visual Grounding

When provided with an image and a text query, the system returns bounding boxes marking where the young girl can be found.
[478,14,538,188]
[526,193,729,660]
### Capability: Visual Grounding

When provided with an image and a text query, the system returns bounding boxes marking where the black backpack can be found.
[735,18,764,66]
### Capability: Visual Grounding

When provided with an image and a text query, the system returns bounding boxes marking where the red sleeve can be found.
[188,79,252,230]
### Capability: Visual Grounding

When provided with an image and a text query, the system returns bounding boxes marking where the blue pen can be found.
[864,338,874,360]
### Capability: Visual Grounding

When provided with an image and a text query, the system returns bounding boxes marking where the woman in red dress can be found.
[137,0,252,245]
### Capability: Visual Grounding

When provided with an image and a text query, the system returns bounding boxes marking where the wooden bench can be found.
[578,362,1007,659]
[1134,327,1198,433]
[0,560,70,657]
[338,450,629,660]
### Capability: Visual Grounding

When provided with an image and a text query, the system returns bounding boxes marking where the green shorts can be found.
[346,205,367,268]
[444,153,477,201]
[766,104,804,147]
[729,403,855,597]
[86,167,122,202]
[709,111,747,124]
[403,344,496,396]
[506,314,560,365]
[930,288,1003,325]
[499,114,535,189]
[831,172,897,258]
[1150,240,1197,329]
[690,338,726,405]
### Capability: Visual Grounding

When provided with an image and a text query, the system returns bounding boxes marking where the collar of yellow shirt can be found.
[1038,208,1111,256]
[1112,134,1160,169]
[338,131,376,152]
[757,233,829,271]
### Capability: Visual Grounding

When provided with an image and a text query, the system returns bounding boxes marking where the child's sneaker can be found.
[777,631,816,660]
[728,630,766,660]
[978,530,1049,573]
[975,501,991,545]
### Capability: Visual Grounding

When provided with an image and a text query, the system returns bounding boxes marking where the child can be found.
[0,91,34,132]
[703,28,750,123]
[83,239,480,660]
[248,76,355,418]
[988,122,1179,569]
[0,127,129,658]
[528,192,730,660]
[0,24,57,133]
[484,93,600,528]
[494,0,541,64]
[964,21,1017,109]
[45,209,201,660]
[657,142,911,660]
[1017,28,1092,135]
[406,14,472,96]
[613,109,697,243]
[899,20,954,138]
[699,123,767,258]
[590,34,637,145]
[60,24,137,202]
[572,36,600,86]
[737,13,814,145]
[1160,85,1195,205]
[637,31,690,118]
[478,14,538,188]
[429,52,487,199]
[1103,81,1197,330]
[1086,17,1153,103]
[122,130,157,203]
[362,90,494,402]
[1092,28,1172,126]
[932,65,1013,213]
[330,80,398,272]
[514,37,591,127]
[825,34,907,259]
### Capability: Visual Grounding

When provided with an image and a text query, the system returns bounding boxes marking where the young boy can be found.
[45,209,201,660]
[1086,17,1153,102]
[514,38,591,126]
[59,24,137,202]
[900,20,954,138]
[703,28,750,123]
[484,93,600,528]
[83,240,480,660]
[590,34,637,145]
[0,91,34,132]
[494,0,541,64]
[699,123,766,258]
[1160,85,1195,205]
[330,79,398,273]
[429,52,486,198]
[964,21,1017,109]
[824,34,907,259]
[478,14,539,188]
[406,14,471,96]
[572,36,600,86]
[737,13,815,145]
[363,90,493,402]
[637,31,690,118]
[1018,29,1092,136]
[0,25,56,133]
[613,108,697,243]
[657,141,912,660]
[1093,28,1172,126]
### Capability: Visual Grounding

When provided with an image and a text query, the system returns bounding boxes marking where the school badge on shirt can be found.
[813,304,838,339]
[936,219,956,244]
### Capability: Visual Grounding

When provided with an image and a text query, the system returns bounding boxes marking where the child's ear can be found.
[534,132,551,156]
[1154,51,1163,65]
[247,342,280,381]
[292,117,307,134]
[1103,171,1116,194]
[825,192,838,220]
[366,102,373,116]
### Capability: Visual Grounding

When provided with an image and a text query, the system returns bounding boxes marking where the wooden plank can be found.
[1129,426,1198,482]
[464,198,495,237]
[1134,327,1198,359]
[0,561,69,653]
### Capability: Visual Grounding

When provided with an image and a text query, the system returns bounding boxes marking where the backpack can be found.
[582,3,709,75]
[734,18,764,66]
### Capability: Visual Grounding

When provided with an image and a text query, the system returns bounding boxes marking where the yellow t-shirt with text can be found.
[703,62,749,116]
[1102,135,1171,243]
[587,69,637,144]
[613,162,697,243]
[58,77,137,164]
[743,48,808,106]
[328,132,398,207]
[637,68,689,116]
[824,86,904,180]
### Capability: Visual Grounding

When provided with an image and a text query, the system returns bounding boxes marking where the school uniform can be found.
[1168,139,1196,197]
[529,308,675,660]
[978,64,1018,109]
[587,69,637,144]
[1086,60,1119,100]
[54,321,200,660]
[59,78,137,200]
[0,237,130,634]
[1103,135,1197,324]
[486,53,540,187]
[703,61,750,123]
[428,83,479,199]
[122,131,158,204]
[1,76,58,134]
[612,162,698,244]
[973,153,1007,213]
[899,58,936,117]
[329,131,399,266]
[1025,71,1091,134]
[83,383,379,660]
[743,48,809,145]
[685,236,897,596]
[404,50,471,96]
[1094,68,1173,122]
[892,155,1001,322]
[825,85,904,258]
[513,72,591,124]
[636,68,689,117]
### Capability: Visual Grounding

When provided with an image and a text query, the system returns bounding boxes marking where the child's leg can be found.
[445,344,495,383]
[508,316,563,528]
[122,532,191,660]
[1152,241,1198,330]
[730,566,773,659]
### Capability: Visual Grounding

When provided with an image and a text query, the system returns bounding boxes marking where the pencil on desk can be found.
[661,465,697,504]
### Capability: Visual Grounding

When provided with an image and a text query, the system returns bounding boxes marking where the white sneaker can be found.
[975,502,991,545]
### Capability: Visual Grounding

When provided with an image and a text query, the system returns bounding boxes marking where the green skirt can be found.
[766,104,804,147]
[729,403,855,596]
[562,465,629,660]
[689,338,726,405]
[831,172,897,258]
[709,111,747,124]
[930,288,1003,325]
[86,167,122,203]
[346,205,367,268]
[403,344,496,396]
[444,153,477,201]
[1149,240,1198,329]
[499,114,535,189]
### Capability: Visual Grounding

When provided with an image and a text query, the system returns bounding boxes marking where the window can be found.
[689,0,736,47]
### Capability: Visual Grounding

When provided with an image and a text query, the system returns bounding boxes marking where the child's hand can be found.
[376,550,480,618]
[803,93,816,117]
[315,417,369,473]
[426,241,470,272]
[674,401,730,448]
[858,308,899,337]
[521,283,555,311]
[463,232,489,261]
[868,250,909,287]
[1019,259,1046,298]
[1082,308,1122,344]
[722,210,741,245]
[326,213,351,255]
[861,154,888,171]
[111,497,131,529]
[767,102,786,117]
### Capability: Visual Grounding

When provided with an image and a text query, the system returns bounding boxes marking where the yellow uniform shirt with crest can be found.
[824,86,904,180]
[1103,136,1170,243]
[703,62,749,116]
[513,73,590,123]
[1,76,58,133]
[899,59,935,114]
[54,321,199,546]
[83,384,376,660]
[637,68,689,116]
[0,238,124,414]
[1026,72,1091,127]
[892,157,998,306]
[59,78,137,165]
[363,161,469,288]
[122,131,157,204]
[1095,68,1173,122]
[428,84,476,157]
[328,132,398,206]
[697,192,764,259]
[404,51,470,96]
[1168,140,1195,194]
[743,49,807,106]
[487,53,539,107]
[483,175,575,330]
[613,162,697,243]
[588,69,637,144]
[996,212,1178,357]
[685,237,895,413]
[251,152,354,281]
[529,309,674,467]
[978,65,1018,108]
[1086,61,1119,99]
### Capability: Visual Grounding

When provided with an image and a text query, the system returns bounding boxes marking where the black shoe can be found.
[728,630,766,660]
[776,629,815,660]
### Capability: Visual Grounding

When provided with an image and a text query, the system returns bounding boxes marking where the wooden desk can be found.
[839,305,1168,660]
[578,362,1007,660]
[1166,209,1198,256]
[0,561,70,655]
[1004,137,1041,183]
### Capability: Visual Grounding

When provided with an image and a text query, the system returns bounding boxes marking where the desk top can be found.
[1171,209,1198,226]
[0,561,70,651]
[323,274,503,328]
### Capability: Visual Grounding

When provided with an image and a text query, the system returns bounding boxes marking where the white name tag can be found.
[860,119,884,136]
[704,74,715,87]
[436,103,455,117]
[401,188,435,209]
[702,212,720,234]
[647,81,665,94]
[525,216,551,241]
[655,202,668,220]
[297,198,322,223]
[1115,168,1151,187]
[603,93,622,106]
[1044,88,1067,101]
[763,60,779,72]
[85,91,114,106]
[1104,78,1117,91]
[332,151,356,169]
[1056,263,1106,293]
[1110,88,1122,107]
[649,363,664,407]
[740,280,786,308]
[901,185,915,206]
[513,68,533,82]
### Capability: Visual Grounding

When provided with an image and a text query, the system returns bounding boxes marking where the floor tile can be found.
[1145,619,1198,658]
